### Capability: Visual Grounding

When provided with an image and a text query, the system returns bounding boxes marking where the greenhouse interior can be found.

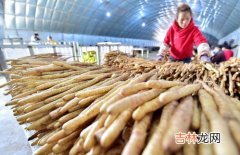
[0,0,240,155]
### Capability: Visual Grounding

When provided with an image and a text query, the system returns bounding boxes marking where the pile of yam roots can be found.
[0,52,240,155]
[105,52,240,98]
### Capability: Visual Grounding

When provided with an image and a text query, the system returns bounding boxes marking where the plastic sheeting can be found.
[3,0,240,43]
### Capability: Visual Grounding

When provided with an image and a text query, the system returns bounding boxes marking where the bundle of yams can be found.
[105,51,240,98]
[0,52,240,155]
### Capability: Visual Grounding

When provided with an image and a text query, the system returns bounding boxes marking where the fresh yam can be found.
[198,89,239,155]
[128,69,157,84]
[31,138,40,146]
[38,129,61,146]
[147,80,184,89]
[18,84,75,105]
[148,74,159,80]
[94,127,106,143]
[14,102,34,114]
[36,80,64,90]
[122,114,152,155]
[47,121,58,130]
[100,109,132,148]
[69,138,83,155]
[63,100,103,134]
[87,145,106,155]
[230,98,240,111]
[78,95,101,108]
[80,122,96,140]
[162,96,194,152]
[99,80,132,112]
[25,115,52,130]
[206,81,236,120]
[5,98,21,106]
[101,72,129,86]
[119,82,149,96]
[44,81,97,104]
[228,120,240,148]
[201,81,236,120]
[142,101,178,155]
[133,91,166,121]
[183,143,197,155]
[228,101,240,122]
[76,82,119,98]
[53,122,62,129]
[69,73,111,84]
[211,116,239,155]
[46,73,111,104]
[191,98,201,130]
[23,64,65,75]
[104,114,118,128]
[59,97,81,114]
[84,114,108,151]
[55,100,66,108]
[159,83,201,105]
[47,130,67,144]
[0,80,14,88]
[33,143,55,155]
[17,99,61,122]
[40,71,82,79]
[52,140,75,154]
[13,89,38,99]
[198,113,213,155]
[57,130,79,146]
[62,93,75,101]
[52,61,86,71]
[28,129,48,141]
[198,89,219,119]
[68,105,81,112]
[58,110,82,124]
[24,101,45,113]
[50,107,64,119]
[25,112,48,123]
[107,89,162,114]
[51,76,82,89]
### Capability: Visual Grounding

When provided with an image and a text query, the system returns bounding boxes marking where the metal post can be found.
[52,46,57,55]
[97,46,101,65]
[109,45,111,52]
[28,45,34,56]
[79,46,83,62]
[0,48,7,70]
[71,42,76,61]
[0,48,10,80]
[76,42,80,61]
[147,48,149,58]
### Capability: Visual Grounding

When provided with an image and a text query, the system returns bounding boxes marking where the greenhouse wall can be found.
[4,29,161,47]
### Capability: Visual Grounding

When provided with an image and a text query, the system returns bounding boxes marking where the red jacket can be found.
[224,49,233,60]
[163,19,208,60]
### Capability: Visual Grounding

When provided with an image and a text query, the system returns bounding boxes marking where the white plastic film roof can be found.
[4,0,240,43]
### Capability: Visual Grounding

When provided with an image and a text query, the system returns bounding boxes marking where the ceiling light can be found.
[106,12,111,17]
[142,22,146,27]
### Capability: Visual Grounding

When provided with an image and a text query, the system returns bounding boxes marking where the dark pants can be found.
[169,55,191,63]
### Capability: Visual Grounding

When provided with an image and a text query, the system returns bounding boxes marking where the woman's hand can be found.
[200,54,211,62]
[157,54,163,61]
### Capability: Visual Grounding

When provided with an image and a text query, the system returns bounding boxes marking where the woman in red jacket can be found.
[158,4,211,63]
